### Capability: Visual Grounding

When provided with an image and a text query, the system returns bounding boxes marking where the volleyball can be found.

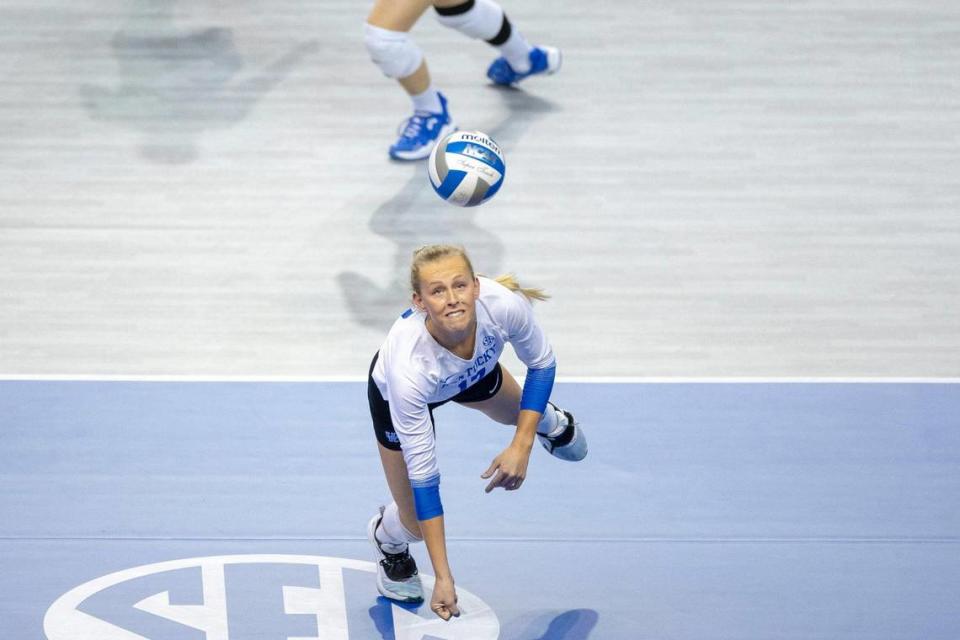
[428,131,505,207]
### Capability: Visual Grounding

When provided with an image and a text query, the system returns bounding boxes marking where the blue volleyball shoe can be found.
[537,407,587,462]
[389,92,457,161]
[487,45,562,86]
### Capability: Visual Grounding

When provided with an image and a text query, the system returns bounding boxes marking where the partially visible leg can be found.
[364,0,456,159]
[367,443,426,603]
[366,0,433,95]
[432,0,562,85]
[376,443,422,540]
[463,364,521,425]
[398,62,431,98]
[368,0,433,33]
[459,366,563,435]
[367,357,425,603]
[459,365,587,460]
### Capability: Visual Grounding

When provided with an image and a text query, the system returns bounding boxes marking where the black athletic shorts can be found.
[368,351,504,450]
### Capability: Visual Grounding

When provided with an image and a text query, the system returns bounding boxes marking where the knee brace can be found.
[434,0,511,45]
[363,23,424,79]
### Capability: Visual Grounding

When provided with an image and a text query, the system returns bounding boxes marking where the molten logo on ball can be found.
[428,131,505,207]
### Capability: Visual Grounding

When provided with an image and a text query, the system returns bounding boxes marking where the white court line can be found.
[0,374,369,382]
[0,374,959,383]
[3,534,958,544]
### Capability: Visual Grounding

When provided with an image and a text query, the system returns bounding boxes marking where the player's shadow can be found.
[369,599,597,639]
[336,89,560,331]
[368,596,422,638]
[536,609,599,639]
[507,608,600,640]
[482,84,561,153]
[335,160,504,330]
[79,0,317,164]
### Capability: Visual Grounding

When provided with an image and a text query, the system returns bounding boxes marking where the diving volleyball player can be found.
[366,244,586,620]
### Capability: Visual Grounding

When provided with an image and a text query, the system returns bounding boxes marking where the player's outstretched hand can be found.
[481,444,531,493]
[431,576,460,621]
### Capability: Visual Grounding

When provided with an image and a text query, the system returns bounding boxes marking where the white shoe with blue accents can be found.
[538,408,587,462]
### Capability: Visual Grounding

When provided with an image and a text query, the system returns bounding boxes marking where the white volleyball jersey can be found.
[372,276,555,483]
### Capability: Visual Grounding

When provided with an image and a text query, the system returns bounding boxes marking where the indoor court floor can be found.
[3,379,959,639]
[2,0,960,638]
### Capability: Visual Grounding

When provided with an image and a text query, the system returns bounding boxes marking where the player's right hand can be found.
[430,575,460,621]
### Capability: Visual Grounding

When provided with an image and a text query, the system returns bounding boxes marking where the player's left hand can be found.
[481,444,531,493]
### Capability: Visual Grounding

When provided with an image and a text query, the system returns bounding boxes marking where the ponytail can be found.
[493,273,550,302]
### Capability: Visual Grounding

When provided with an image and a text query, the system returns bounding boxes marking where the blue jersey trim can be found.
[520,364,556,413]
[401,308,414,319]
[411,474,443,520]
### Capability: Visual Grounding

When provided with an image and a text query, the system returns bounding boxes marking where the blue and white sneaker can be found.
[389,92,457,161]
[538,407,587,462]
[487,45,562,86]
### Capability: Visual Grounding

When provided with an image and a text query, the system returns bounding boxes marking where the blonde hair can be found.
[410,244,548,302]
[410,244,475,293]
[491,273,550,302]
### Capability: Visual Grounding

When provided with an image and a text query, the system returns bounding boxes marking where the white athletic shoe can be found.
[367,507,424,603]
[537,408,587,461]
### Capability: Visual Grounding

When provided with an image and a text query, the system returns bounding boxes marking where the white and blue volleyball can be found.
[428,131,505,207]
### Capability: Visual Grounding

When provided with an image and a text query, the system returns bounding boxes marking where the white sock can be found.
[376,502,421,553]
[411,85,443,114]
[499,30,532,73]
[536,404,566,438]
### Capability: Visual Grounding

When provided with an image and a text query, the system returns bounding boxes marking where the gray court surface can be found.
[2,0,960,638]
[1,0,959,376]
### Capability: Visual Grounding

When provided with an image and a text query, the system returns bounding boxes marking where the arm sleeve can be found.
[520,363,556,413]
[410,475,443,520]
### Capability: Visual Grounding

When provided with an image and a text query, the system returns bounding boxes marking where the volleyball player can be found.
[363,0,561,160]
[366,244,586,620]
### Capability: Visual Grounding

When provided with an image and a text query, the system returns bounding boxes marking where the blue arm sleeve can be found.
[520,364,556,413]
[410,474,443,520]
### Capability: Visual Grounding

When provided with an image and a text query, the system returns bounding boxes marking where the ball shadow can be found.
[336,88,562,331]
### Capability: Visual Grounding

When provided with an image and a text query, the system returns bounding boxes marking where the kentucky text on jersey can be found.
[439,343,498,392]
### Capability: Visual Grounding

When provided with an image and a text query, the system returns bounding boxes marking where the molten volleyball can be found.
[428,131,505,207]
